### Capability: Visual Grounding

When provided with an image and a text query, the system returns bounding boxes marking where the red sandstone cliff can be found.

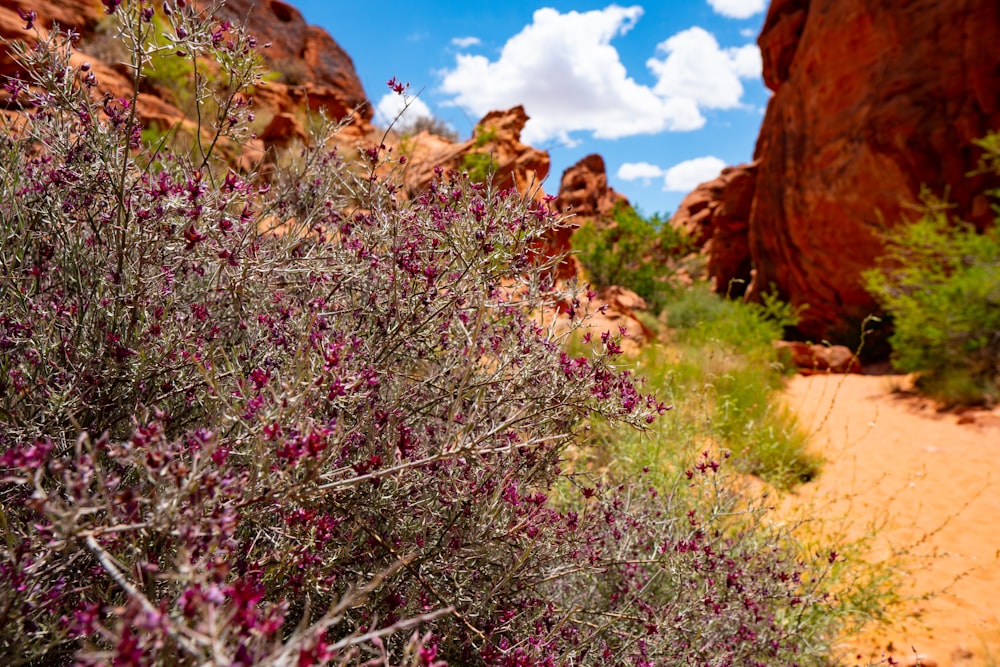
[0,0,371,146]
[401,105,550,197]
[217,0,370,126]
[670,163,757,296]
[555,154,628,220]
[675,0,1000,344]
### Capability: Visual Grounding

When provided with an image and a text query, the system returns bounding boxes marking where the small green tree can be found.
[572,202,689,313]
[864,134,1000,405]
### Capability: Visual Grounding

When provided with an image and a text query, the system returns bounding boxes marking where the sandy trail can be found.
[781,373,1000,667]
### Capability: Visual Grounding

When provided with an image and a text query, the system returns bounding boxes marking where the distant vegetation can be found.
[572,204,816,488]
[572,201,692,313]
[865,131,1000,406]
[405,115,459,141]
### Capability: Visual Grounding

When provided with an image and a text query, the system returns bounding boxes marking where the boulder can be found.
[745,0,1000,343]
[258,111,307,147]
[554,286,652,355]
[555,154,628,219]
[773,341,862,375]
[598,285,647,313]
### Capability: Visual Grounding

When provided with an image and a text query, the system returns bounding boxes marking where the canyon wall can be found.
[677,0,1000,344]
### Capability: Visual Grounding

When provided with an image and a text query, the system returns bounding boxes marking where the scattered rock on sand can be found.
[773,340,862,375]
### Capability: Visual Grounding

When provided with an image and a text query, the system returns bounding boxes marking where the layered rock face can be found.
[670,163,757,296]
[0,0,371,145]
[552,154,630,279]
[555,154,628,220]
[217,0,371,125]
[750,0,1000,342]
[676,0,1000,344]
[402,105,550,196]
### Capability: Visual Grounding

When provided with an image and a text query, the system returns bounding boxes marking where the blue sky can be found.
[290,1,770,216]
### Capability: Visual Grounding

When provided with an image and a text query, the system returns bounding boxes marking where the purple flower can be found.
[17,8,37,30]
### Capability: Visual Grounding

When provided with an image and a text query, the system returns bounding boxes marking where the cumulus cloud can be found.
[374,92,434,129]
[647,27,761,109]
[617,162,665,182]
[439,7,760,146]
[706,0,767,19]
[617,157,727,191]
[439,6,705,145]
[450,36,481,48]
[663,156,726,191]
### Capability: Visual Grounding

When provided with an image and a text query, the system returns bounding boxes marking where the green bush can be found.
[567,283,895,656]
[460,151,493,183]
[572,202,691,312]
[661,283,819,488]
[472,126,497,148]
[864,136,1000,405]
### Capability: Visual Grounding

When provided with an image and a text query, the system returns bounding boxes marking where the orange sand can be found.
[781,373,1000,667]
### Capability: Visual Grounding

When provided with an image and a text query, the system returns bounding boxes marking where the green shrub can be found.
[660,284,818,488]
[567,286,893,658]
[864,138,1000,405]
[567,282,815,489]
[472,126,497,148]
[572,202,690,312]
[460,151,493,183]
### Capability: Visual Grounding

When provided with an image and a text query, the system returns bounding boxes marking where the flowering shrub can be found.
[1,3,842,665]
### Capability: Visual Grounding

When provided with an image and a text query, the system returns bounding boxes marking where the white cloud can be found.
[663,156,726,191]
[617,162,665,182]
[706,0,766,19]
[439,6,706,145]
[374,92,434,129]
[451,36,481,48]
[439,9,761,146]
[647,27,761,109]
[740,27,757,38]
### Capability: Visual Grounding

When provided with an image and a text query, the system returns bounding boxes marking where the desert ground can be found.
[782,373,1000,667]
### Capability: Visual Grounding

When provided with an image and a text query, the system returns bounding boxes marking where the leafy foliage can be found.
[460,151,494,183]
[0,4,854,666]
[572,202,691,313]
[864,135,1000,405]
[459,128,500,183]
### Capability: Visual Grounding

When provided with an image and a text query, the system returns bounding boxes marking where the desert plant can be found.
[472,126,498,148]
[864,135,1000,405]
[0,4,854,665]
[460,150,494,183]
[456,127,501,183]
[649,284,819,488]
[573,202,690,313]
